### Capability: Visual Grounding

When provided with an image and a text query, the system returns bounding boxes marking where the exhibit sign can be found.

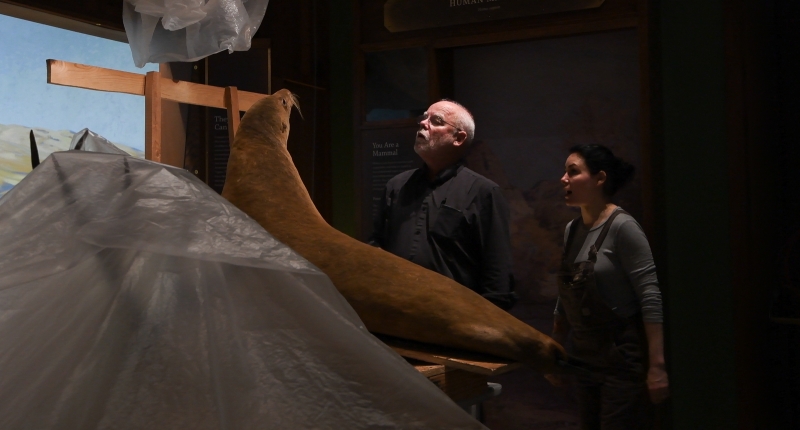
[207,109,234,194]
[384,0,605,32]
[360,125,422,240]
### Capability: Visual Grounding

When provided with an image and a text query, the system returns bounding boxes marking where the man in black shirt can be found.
[369,100,516,310]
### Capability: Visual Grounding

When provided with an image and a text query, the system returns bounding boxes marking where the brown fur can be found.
[222,89,566,372]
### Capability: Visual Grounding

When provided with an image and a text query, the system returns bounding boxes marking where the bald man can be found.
[369,100,516,310]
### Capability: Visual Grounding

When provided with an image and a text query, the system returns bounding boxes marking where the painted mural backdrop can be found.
[454,29,642,429]
[0,13,158,198]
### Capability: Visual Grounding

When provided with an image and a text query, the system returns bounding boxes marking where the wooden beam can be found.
[46,60,267,111]
[161,78,225,109]
[47,59,145,96]
[237,91,267,111]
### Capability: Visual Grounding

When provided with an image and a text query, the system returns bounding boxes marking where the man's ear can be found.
[452,130,468,147]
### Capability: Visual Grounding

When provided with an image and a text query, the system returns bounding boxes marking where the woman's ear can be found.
[596,170,607,187]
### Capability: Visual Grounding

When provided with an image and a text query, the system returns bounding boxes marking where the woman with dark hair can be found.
[547,144,668,429]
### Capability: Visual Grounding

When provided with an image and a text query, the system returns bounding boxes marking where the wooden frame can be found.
[46,59,270,166]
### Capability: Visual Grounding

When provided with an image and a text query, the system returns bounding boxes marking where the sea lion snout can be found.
[537,337,569,374]
[275,89,302,117]
[236,89,300,148]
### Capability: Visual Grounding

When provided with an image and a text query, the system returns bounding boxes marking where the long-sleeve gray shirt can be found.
[555,209,664,323]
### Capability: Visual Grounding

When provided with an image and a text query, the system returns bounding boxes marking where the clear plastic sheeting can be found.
[122,0,269,67]
[0,151,485,430]
[69,128,131,155]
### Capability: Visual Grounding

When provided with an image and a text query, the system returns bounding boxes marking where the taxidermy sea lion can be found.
[222,89,566,372]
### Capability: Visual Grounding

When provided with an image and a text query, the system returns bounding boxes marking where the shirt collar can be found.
[420,160,464,187]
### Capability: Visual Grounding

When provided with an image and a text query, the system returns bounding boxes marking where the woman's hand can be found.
[646,363,669,403]
[643,321,669,403]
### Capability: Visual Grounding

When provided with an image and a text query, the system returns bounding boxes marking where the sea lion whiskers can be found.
[288,92,302,119]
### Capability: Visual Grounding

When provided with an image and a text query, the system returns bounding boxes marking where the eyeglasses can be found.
[417,113,461,131]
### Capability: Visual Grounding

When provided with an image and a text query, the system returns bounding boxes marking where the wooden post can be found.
[144,71,162,163]
[225,86,240,144]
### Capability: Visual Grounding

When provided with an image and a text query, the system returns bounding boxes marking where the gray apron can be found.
[557,209,628,332]
[558,210,652,429]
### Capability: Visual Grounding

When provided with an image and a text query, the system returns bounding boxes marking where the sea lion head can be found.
[235,89,301,149]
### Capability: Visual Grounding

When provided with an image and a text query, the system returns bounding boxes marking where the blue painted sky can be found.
[0,14,158,151]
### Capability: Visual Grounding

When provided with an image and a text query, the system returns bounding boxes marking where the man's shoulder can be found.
[385,168,420,189]
[457,166,501,192]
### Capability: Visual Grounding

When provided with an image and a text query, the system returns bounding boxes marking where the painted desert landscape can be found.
[0,124,143,198]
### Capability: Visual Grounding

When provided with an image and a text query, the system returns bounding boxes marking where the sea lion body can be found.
[222,89,565,371]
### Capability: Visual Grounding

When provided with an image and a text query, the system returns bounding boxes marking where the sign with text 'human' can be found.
[384,0,604,32]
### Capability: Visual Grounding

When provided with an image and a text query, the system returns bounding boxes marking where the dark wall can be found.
[328,0,356,236]
[654,0,737,427]
[257,0,332,222]
[654,0,791,428]
[776,3,800,233]
[771,0,800,427]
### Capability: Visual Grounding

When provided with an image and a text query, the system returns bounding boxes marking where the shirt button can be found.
[415,230,420,235]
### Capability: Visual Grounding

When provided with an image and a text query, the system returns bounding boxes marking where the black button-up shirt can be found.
[370,163,516,310]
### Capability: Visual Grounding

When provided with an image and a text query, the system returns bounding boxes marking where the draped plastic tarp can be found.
[0,151,485,430]
[68,128,131,155]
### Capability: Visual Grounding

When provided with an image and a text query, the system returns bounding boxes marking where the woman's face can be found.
[560,153,605,207]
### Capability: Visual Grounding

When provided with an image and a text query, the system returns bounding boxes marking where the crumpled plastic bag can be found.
[133,0,209,31]
[122,0,270,67]
[0,151,485,429]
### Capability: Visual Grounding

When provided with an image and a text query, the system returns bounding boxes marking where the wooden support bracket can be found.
[225,86,240,143]
[378,335,522,376]
[145,71,162,162]
[46,59,270,165]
